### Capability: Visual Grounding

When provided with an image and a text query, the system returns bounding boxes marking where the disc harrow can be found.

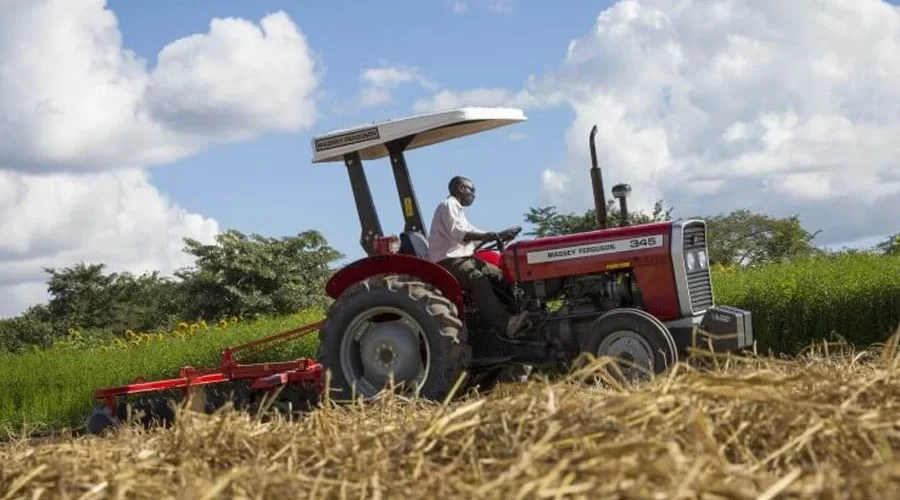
[86,321,325,435]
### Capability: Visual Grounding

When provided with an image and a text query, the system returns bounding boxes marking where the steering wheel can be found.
[474,226,522,253]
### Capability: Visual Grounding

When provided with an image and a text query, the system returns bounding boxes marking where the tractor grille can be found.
[682,222,713,312]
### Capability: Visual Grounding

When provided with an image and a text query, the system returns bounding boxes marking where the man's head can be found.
[448,175,475,206]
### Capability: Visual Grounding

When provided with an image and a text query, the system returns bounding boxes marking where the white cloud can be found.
[0,2,319,174]
[412,83,564,113]
[417,0,900,245]
[448,0,516,14]
[0,169,219,316]
[357,63,435,107]
[145,11,319,140]
[449,1,468,13]
[0,0,321,317]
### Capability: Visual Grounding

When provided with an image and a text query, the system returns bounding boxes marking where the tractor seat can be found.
[399,231,430,260]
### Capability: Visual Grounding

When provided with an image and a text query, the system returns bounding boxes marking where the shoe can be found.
[505,312,532,338]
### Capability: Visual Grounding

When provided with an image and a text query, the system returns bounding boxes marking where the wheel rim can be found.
[596,330,655,381]
[339,306,432,398]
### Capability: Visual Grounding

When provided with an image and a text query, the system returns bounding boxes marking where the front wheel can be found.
[317,274,471,402]
[576,308,678,384]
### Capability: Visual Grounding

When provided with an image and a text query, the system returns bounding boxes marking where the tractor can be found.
[311,106,754,401]
[84,106,753,434]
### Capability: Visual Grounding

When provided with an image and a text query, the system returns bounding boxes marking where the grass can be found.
[712,252,900,355]
[0,310,323,435]
[2,330,899,498]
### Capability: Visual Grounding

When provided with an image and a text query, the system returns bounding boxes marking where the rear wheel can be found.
[577,308,678,384]
[318,274,471,402]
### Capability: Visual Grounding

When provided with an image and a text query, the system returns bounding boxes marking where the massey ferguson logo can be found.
[315,127,380,151]
[526,234,664,264]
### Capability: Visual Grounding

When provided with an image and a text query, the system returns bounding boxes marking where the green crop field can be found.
[711,252,900,355]
[1,252,898,436]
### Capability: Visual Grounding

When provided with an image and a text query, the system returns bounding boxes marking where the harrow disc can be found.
[85,404,119,435]
[85,381,322,435]
[85,396,180,435]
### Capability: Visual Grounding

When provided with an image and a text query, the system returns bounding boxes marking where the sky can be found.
[1,0,899,317]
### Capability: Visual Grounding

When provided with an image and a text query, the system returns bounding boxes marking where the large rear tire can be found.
[318,274,471,402]
[577,308,678,384]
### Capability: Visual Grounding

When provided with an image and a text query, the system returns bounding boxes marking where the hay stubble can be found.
[2,339,900,499]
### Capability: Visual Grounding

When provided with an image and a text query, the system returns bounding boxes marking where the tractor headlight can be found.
[685,251,696,272]
[697,249,708,269]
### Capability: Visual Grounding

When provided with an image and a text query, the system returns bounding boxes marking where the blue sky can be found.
[106,0,622,263]
[104,0,898,264]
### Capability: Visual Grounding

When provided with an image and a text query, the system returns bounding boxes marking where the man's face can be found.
[456,179,475,206]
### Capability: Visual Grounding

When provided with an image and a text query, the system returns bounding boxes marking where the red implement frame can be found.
[93,320,325,414]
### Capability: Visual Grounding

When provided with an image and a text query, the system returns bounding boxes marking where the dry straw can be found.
[2,327,900,499]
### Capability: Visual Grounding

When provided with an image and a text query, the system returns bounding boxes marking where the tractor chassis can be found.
[463,295,753,371]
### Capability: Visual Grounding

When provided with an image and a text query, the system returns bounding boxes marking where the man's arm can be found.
[445,202,498,242]
[462,230,498,242]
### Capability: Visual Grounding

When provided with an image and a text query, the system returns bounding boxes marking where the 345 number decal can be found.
[629,236,658,248]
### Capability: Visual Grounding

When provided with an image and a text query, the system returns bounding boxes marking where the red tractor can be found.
[311,106,753,401]
[83,106,753,434]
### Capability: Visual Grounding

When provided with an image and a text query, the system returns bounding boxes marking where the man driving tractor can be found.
[428,175,532,338]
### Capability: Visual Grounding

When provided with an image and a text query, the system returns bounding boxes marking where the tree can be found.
[875,231,900,256]
[701,210,823,267]
[42,262,183,334]
[44,263,115,332]
[176,229,344,320]
[524,199,673,237]
[0,315,55,353]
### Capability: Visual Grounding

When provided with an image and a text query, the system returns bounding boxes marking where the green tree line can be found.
[0,229,342,353]
[1,200,896,354]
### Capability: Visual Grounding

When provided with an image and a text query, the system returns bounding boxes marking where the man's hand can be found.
[498,226,522,241]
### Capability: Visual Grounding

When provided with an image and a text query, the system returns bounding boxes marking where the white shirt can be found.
[428,196,482,262]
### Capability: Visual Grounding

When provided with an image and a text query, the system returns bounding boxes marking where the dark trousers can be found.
[438,256,511,333]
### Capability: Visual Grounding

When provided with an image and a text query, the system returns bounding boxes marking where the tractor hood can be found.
[310,107,527,163]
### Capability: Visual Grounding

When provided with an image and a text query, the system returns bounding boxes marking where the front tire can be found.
[577,308,678,384]
[318,274,471,402]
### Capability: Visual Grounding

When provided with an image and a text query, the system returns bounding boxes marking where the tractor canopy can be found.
[309,106,527,258]
[310,107,527,163]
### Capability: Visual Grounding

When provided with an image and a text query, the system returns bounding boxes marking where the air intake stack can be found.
[612,183,631,227]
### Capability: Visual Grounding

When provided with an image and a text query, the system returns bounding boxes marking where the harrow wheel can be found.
[577,308,679,384]
[318,274,471,402]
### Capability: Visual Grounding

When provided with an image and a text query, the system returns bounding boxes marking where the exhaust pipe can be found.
[588,125,607,228]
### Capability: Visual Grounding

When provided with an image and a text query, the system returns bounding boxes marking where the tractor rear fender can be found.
[325,254,466,319]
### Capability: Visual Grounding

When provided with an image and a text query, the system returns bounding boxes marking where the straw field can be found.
[2,330,899,499]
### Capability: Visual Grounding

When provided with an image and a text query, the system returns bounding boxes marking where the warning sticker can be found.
[525,234,664,264]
